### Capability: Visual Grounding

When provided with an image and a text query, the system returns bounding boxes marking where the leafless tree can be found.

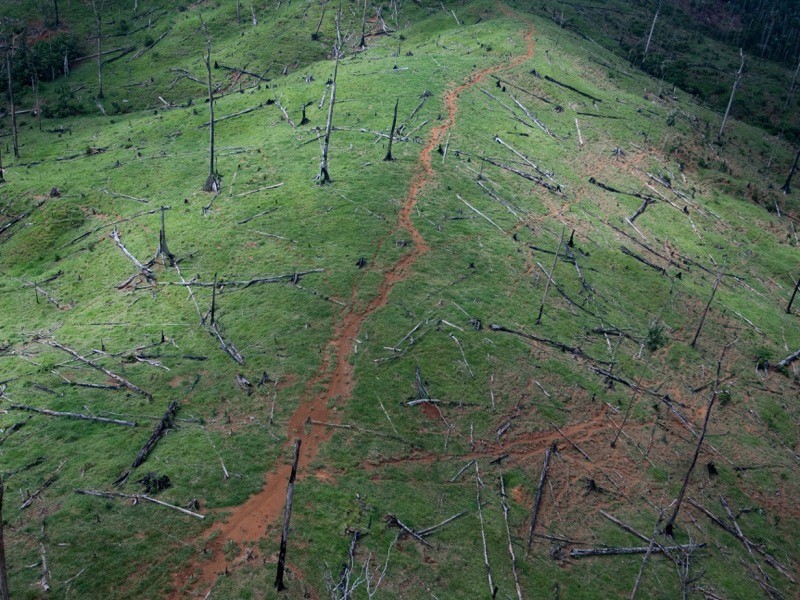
[92,0,104,98]
[643,0,661,57]
[0,475,9,600]
[716,49,744,143]
[4,44,19,158]
[781,146,800,194]
[200,17,219,192]
[316,2,342,185]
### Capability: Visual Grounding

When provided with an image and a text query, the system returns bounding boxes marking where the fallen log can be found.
[621,246,668,275]
[526,446,551,550]
[110,227,154,282]
[385,514,433,547]
[43,340,151,400]
[158,269,323,289]
[480,156,564,195]
[6,404,136,427]
[114,401,179,485]
[570,543,703,558]
[415,510,468,538]
[543,75,602,102]
[196,103,264,128]
[75,489,204,519]
[21,461,65,510]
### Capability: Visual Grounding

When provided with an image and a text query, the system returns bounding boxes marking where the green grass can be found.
[0,0,799,598]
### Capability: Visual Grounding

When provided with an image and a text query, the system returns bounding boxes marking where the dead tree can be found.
[157,206,175,266]
[384,99,399,161]
[275,439,301,591]
[312,0,327,40]
[787,276,800,313]
[781,147,800,194]
[316,5,342,185]
[643,0,661,57]
[536,228,565,325]
[690,265,724,347]
[358,0,368,48]
[0,475,8,600]
[716,49,744,143]
[92,0,104,98]
[5,47,19,159]
[201,19,219,192]
[664,344,730,536]
[114,401,179,485]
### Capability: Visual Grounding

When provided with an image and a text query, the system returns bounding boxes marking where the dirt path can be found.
[170,21,536,600]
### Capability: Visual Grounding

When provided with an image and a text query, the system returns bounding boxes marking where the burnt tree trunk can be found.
[202,28,218,192]
[691,266,724,347]
[275,439,301,591]
[787,275,800,313]
[157,205,175,266]
[316,9,340,185]
[384,98,399,161]
[781,147,800,194]
[359,0,368,48]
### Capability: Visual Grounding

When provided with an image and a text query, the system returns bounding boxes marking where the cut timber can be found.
[570,544,703,558]
[275,439,300,591]
[526,446,551,550]
[7,404,136,427]
[75,489,204,519]
[43,340,151,400]
[114,401,179,485]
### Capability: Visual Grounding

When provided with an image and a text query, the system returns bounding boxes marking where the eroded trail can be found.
[171,22,535,599]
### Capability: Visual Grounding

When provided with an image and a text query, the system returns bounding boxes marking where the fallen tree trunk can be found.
[43,340,151,400]
[275,439,301,591]
[114,401,179,485]
[570,543,703,558]
[7,404,136,427]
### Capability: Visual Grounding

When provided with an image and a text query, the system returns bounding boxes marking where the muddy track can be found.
[170,22,536,599]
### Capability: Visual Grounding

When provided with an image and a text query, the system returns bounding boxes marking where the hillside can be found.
[1,1,799,598]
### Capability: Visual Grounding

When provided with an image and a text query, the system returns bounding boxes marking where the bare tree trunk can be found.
[157,205,175,266]
[312,0,327,40]
[781,147,800,194]
[0,143,4,183]
[784,54,800,110]
[384,98,398,161]
[93,0,104,99]
[691,266,724,347]
[53,0,60,26]
[643,0,660,56]
[359,0,368,48]
[275,439,301,591]
[316,5,341,185]
[664,345,730,536]
[201,24,218,192]
[32,71,42,131]
[716,49,744,143]
[536,227,565,325]
[5,51,19,159]
[787,276,800,314]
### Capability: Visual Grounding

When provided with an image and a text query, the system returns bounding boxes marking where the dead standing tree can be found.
[200,18,219,192]
[92,0,104,99]
[316,2,342,185]
[781,146,800,194]
[716,49,744,144]
[0,475,8,600]
[3,40,19,159]
[384,98,399,161]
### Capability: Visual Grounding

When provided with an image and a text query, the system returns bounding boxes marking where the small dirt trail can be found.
[170,20,535,600]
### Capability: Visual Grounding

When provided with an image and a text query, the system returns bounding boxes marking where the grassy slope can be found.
[1,0,799,598]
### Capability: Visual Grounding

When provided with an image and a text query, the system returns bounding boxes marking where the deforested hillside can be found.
[0,1,798,598]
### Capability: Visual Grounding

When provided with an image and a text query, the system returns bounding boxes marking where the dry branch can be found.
[75,489,204,519]
[526,446,551,550]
